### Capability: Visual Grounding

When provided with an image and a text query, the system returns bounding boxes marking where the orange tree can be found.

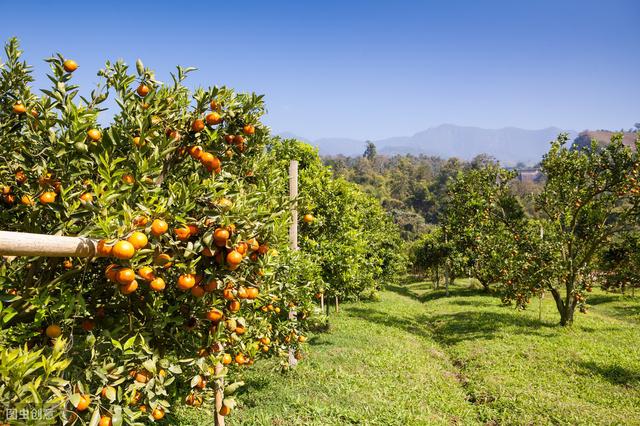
[0,38,313,424]
[268,139,405,303]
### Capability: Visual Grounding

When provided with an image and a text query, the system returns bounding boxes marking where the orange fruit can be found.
[120,280,138,295]
[260,336,271,345]
[247,238,259,251]
[63,59,78,72]
[138,266,155,282]
[224,134,235,144]
[99,416,112,426]
[234,353,246,365]
[39,191,57,204]
[205,308,223,322]
[177,274,196,291]
[236,242,248,256]
[151,219,169,237]
[237,286,248,299]
[209,100,219,110]
[127,231,148,250]
[20,195,34,205]
[174,226,191,241]
[226,250,243,266]
[202,247,214,257]
[187,224,199,236]
[199,152,221,172]
[62,259,73,270]
[79,193,93,204]
[205,112,222,125]
[235,325,246,335]
[105,264,119,282]
[154,253,173,268]
[76,394,90,411]
[246,287,259,300]
[97,240,113,257]
[133,215,149,226]
[149,277,166,292]
[219,405,232,416]
[132,136,145,147]
[15,170,27,184]
[191,286,205,298]
[136,84,150,97]
[192,118,205,132]
[87,129,102,142]
[135,370,151,383]
[12,102,27,114]
[234,135,245,145]
[188,145,203,159]
[228,300,241,312]
[213,228,230,246]
[298,335,307,343]
[112,241,136,260]
[45,324,62,338]
[151,407,164,420]
[81,319,94,331]
[303,214,314,223]
[116,268,136,284]
[222,353,232,365]
[122,174,135,185]
[100,386,115,399]
[243,124,255,135]
[223,287,235,301]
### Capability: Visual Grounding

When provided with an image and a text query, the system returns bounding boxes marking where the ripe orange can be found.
[177,274,196,291]
[63,59,78,72]
[79,193,93,204]
[213,228,229,246]
[135,370,151,383]
[188,145,203,159]
[205,308,223,322]
[133,215,149,226]
[235,325,246,335]
[151,407,164,420]
[20,195,34,205]
[224,134,235,144]
[62,259,73,269]
[228,300,241,312]
[187,224,199,236]
[132,136,145,147]
[100,386,115,399]
[234,353,246,365]
[243,124,255,135]
[39,191,57,204]
[222,353,232,365]
[219,405,232,416]
[97,240,113,257]
[246,287,259,300]
[204,279,218,292]
[87,129,102,142]
[122,174,135,185]
[112,241,135,260]
[205,112,222,125]
[105,264,119,282]
[298,335,307,343]
[191,286,205,298]
[192,118,205,132]
[81,319,94,331]
[199,152,221,172]
[257,244,269,255]
[136,84,150,97]
[236,242,248,256]
[45,324,62,338]
[209,99,219,110]
[116,268,136,284]
[247,238,259,251]
[303,214,315,223]
[174,225,191,241]
[99,416,112,426]
[234,135,245,145]
[202,247,214,257]
[12,102,27,114]
[120,280,138,295]
[149,277,166,292]
[138,266,155,281]
[15,170,27,184]
[260,336,271,345]
[127,231,148,250]
[151,219,168,237]
[226,250,243,266]
[223,287,235,300]
[154,253,172,268]
[76,394,91,411]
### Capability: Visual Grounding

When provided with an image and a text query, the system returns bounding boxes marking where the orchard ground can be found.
[176,278,640,425]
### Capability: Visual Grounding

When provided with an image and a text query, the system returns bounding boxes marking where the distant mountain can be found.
[278,124,576,166]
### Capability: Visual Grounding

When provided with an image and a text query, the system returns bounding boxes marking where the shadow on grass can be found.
[577,361,640,387]
[585,293,640,323]
[387,282,490,304]
[344,306,434,339]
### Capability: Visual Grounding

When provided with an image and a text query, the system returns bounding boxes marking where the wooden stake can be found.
[320,293,325,314]
[214,362,225,426]
[0,231,101,258]
[288,159,299,367]
[335,295,339,313]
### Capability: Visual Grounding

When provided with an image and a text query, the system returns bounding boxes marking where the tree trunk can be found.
[550,286,576,326]
[444,267,450,296]
[433,267,440,290]
[477,277,490,292]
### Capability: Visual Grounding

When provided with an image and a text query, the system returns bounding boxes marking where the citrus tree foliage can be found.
[0,38,313,424]
[269,139,405,301]
[598,231,640,294]
[441,164,521,291]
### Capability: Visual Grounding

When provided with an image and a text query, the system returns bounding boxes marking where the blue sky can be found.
[1,0,638,140]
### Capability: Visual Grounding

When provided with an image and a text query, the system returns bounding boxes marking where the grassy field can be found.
[176,280,640,425]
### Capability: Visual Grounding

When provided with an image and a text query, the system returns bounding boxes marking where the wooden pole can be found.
[0,231,101,258]
[320,293,325,314]
[288,159,299,367]
[214,362,225,426]
[335,295,339,313]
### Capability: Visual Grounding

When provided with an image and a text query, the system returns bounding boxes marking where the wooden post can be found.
[214,362,225,426]
[0,231,101,257]
[320,293,325,314]
[335,295,339,313]
[288,159,299,367]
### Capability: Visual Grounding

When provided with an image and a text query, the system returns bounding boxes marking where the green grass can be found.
[176,281,640,425]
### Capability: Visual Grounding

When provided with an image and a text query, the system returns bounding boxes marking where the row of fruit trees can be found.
[0,38,404,425]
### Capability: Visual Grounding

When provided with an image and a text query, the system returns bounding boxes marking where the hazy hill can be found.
[278,124,575,166]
